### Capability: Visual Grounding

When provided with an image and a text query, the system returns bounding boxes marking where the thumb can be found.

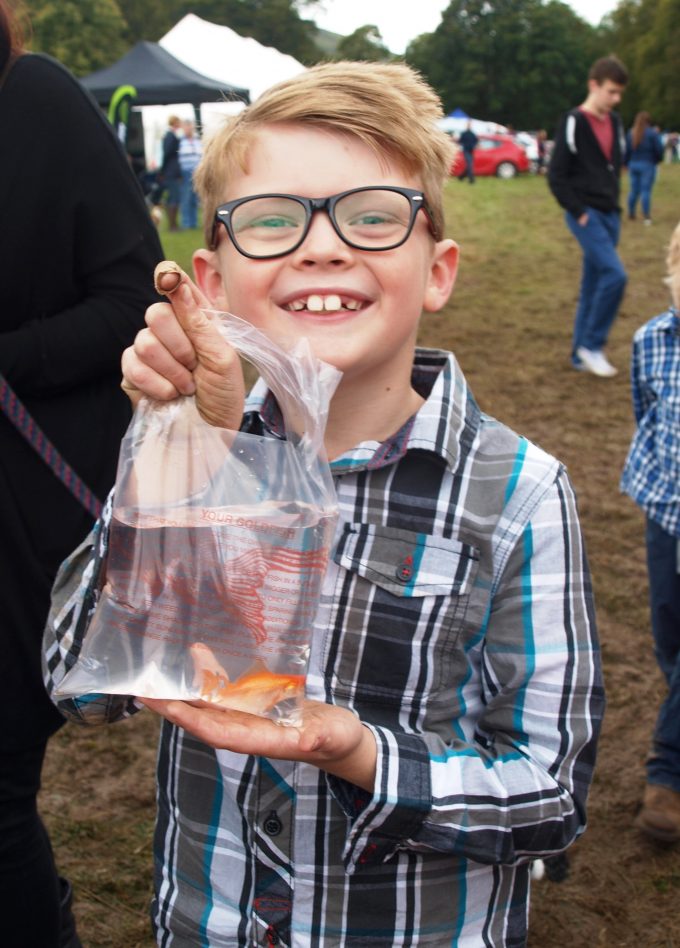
[154,261,245,429]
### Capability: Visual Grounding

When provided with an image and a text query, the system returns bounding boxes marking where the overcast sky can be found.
[312,0,617,53]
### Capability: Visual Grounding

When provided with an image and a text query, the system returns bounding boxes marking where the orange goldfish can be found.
[190,643,304,715]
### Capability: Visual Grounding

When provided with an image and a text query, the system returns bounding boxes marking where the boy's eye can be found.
[231,199,305,239]
[245,215,299,230]
[349,211,398,226]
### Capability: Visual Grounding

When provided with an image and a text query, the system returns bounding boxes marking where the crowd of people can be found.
[1,0,678,942]
[152,114,203,231]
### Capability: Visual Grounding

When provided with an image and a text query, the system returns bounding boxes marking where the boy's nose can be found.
[291,210,353,266]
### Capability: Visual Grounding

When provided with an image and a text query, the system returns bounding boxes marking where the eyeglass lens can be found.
[228,189,415,256]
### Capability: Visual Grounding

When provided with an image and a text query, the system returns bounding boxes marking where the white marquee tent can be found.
[160,14,306,101]
[139,15,306,169]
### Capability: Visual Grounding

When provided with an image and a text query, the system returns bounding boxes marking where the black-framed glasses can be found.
[210,186,438,258]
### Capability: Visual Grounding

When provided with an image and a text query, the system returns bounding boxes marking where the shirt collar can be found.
[244,348,480,475]
[670,306,680,335]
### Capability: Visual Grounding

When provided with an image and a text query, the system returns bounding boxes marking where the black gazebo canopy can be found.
[81,41,250,108]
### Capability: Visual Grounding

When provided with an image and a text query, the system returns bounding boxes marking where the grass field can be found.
[42,166,680,946]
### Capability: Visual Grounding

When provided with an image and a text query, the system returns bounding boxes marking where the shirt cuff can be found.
[327,724,432,874]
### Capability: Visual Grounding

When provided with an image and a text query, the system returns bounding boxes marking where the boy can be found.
[44,62,603,946]
[548,55,628,378]
[621,222,680,844]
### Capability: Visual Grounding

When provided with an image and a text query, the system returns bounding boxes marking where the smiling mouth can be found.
[282,294,365,313]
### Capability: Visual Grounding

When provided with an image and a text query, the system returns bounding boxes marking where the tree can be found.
[405,0,609,131]
[334,24,392,61]
[24,0,128,75]
[115,0,180,43]
[173,0,322,64]
[609,0,680,128]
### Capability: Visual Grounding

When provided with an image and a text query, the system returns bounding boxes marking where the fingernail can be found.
[154,261,183,295]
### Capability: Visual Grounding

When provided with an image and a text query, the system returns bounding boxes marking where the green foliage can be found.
[170,0,322,64]
[406,0,611,131]
[334,24,392,62]
[114,0,180,43]
[610,0,680,128]
[24,0,128,75]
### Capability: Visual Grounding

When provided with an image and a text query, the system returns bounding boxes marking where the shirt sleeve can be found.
[42,492,141,725]
[332,470,603,873]
[630,329,651,424]
[548,113,585,219]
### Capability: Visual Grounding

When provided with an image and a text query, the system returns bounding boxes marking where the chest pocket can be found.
[324,523,479,709]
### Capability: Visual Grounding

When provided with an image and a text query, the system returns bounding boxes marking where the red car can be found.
[451,133,530,179]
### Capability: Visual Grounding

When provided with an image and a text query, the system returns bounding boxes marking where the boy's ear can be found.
[193,249,229,308]
[423,240,459,313]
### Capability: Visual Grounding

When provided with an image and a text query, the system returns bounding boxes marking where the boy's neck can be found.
[323,373,425,462]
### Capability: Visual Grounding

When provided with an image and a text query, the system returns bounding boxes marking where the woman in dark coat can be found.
[0,4,162,944]
[625,110,664,223]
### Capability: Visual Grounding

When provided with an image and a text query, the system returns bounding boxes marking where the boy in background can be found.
[45,62,603,946]
[548,55,628,378]
[621,222,680,844]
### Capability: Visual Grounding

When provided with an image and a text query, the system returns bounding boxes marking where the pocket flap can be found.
[334,523,479,597]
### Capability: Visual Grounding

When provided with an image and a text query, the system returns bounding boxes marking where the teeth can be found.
[286,294,362,312]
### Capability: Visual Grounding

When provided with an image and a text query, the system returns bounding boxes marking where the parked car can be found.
[451,133,530,178]
[513,131,539,172]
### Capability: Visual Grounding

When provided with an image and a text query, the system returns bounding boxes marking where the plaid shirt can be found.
[44,348,603,948]
[621,307,680,537]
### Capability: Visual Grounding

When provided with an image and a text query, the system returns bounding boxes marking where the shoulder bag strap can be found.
[0,373,103,519]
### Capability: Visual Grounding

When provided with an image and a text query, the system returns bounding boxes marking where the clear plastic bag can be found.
[56,312,341,724]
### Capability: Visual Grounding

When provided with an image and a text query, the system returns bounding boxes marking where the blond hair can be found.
[195,60,455,248]
[666,221,680,309]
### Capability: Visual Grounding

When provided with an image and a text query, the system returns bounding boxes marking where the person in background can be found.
[621,221,680,845]
[0,2,163,945]
[178,118,203,229]
[160,114,182,231]
[625,111,664,225]
[664,131,679,164]
[44,60,603,947]
[457,119,478,183]
[548,55,628,378]
[536,129,548,174]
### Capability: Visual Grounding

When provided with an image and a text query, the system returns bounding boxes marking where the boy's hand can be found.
[121,261,245,429]
[139,696,378,792]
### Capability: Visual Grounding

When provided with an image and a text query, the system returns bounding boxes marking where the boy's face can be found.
[194,124,457,388]
[587,79,625,115]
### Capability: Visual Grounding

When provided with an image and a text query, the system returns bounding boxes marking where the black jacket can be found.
[548,107,626,218]
[0,54,163,746]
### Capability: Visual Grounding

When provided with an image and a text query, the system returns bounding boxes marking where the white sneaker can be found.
[575,346,618,377]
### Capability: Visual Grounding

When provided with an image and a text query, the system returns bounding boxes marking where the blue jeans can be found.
[627,160,657,219]
[645,518,680,792]
[565,207,627,361]
[180,170,199,229]
[460,151,475,182]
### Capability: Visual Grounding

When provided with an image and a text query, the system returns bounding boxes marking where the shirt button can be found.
[395,554,414,583]
[263,811,283,836]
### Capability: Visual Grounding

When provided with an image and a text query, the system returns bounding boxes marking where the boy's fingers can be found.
[154,261,184,295]
[154,261,220,348]
[152,261,245,429]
